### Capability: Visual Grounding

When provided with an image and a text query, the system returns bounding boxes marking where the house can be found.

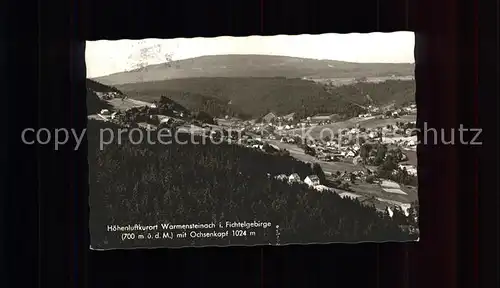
[399,164,417,176]
[262,112,277,123]
[304,175,321,186]
[386,206,394,217]
[274,174,288,181]
[348,128,358,135]
[353,156,363,165]
[346,151,355,157]
[159,117,173,125]
[282,112,295,122]
[288,173,301,183]
[100,109,110,115]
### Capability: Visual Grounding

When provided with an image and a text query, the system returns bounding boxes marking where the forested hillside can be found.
[325,79,416,106]
[88,120,416,248]
[116,77,367,119]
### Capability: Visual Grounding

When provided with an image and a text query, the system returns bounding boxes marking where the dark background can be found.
[1,0,498,287]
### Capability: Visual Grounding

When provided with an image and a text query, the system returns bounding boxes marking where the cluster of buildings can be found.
[217,107,418,175]
[381,103,417,118]
[274,173,320,186]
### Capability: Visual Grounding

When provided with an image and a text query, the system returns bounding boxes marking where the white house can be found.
[100,109,110,115]
[353,156,363,165]
[304,175,321,186]
[399,164,417,176]
[386,206,394,217]
[274,174,288,181]
[288,173,301,184]
[346,151,355,157]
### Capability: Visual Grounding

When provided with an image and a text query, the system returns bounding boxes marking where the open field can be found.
[349,182,418,203]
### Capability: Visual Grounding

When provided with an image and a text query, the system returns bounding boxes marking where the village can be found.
[91,92,418,220]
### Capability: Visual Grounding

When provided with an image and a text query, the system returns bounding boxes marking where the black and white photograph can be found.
[86,32,419,249]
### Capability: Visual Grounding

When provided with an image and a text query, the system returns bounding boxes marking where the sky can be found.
[86,32,415,78]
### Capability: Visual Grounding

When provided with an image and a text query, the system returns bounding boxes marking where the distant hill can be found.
[93,55,414,85]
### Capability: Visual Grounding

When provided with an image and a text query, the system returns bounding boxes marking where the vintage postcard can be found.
[86,32,418,249]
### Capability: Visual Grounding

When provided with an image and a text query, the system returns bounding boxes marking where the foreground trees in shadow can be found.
[88,120,417,248]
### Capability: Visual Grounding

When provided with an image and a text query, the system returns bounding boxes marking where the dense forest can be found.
[325,79,416,107]
[88,119,417,249]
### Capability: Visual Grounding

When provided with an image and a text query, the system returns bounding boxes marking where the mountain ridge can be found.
[93,54,414,86]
